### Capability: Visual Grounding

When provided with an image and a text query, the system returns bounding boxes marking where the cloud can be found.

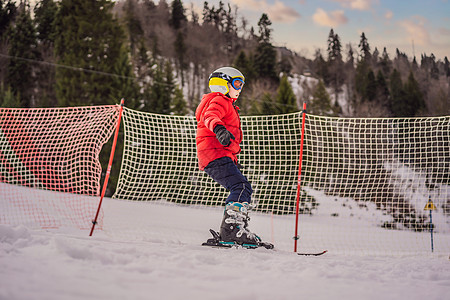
[399,16,431,46]
[231,0,300,23]
[438,27,450,36]
[384,10,393,20]
[312,8,348,27]
[331,0,376,11]
[231,0,261,10]
[268,1,301,23]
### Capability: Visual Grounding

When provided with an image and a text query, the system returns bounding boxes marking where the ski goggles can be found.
[230,78,245,90]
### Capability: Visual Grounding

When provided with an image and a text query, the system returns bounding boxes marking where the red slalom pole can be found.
[294,102,307,252]
[90,99,125,236]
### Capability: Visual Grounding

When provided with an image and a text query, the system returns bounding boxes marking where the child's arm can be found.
[203,98,229,132]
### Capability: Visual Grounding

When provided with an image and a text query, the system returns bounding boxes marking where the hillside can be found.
[0,0,449,117]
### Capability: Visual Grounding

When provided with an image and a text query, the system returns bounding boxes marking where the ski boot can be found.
[219,202,273,249]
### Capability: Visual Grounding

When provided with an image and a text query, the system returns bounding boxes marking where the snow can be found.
[1,190,450,300]
[286,73,353,116]
[287,73,319,109]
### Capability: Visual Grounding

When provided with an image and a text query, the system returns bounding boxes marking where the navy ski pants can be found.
[204,157,253,204]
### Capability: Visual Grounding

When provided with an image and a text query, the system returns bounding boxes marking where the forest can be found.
[0,0,449,118]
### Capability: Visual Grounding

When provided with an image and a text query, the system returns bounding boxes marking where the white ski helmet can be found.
[208,67,245,95]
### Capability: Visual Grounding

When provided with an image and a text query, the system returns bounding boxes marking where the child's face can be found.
[228,83,241,99]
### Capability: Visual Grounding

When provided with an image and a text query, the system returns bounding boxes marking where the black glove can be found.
[213,125,235,146]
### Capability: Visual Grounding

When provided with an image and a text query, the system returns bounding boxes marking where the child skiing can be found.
[196,66,272,249]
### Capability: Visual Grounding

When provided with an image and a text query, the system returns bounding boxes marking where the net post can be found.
[89,99,125,236]
[294,102,307,252]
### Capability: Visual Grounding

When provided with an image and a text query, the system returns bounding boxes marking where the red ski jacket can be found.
[195,92,242,170]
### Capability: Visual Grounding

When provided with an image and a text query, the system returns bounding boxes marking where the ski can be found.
[297,250,328,256]
[202,229,327,255]
[202,229,274,250]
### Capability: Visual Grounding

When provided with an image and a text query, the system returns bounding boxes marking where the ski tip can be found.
[259,242,275,250]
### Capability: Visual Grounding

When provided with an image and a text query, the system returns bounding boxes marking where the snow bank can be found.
[1,200,449,300]
[1,178,449,299]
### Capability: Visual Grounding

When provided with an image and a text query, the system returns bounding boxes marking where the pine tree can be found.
[444,57,450,77]
[202,1,212,24]
[0,0,17,41]
[327,29,342,62]
[136,39,151,80]
[148,60,175,114]
[233,50,255,85]
[148,61,165,113]
[326,29,343,105]
[372,47,380,65]
[163,60,176,114]
[344,43,356,112]
[389,68,406,116]
[212,1,225,30]
[123,0,144,54]
[379,47,391,75]
[134,39,156,109]
[275,75,296,114]
[33,0,58,44]
[429,53,439,80]
[171,85,187,115]
[375,70,389,107]
[151,35,161,60]
[257,13,271,43]
[358,32,371,62]
[314,49,330,84]
[254,42,277,81]
[355,33,372,101]
[201,1,226,30]
[251,92,274,115]
[169,0,186,30]
[233,50,248,73]
[327,28,335,59]
[355,61,368,99]
[223,2,236,36]
[345,43,354,69]
[223,2,237,54]
[32,0,58,107]
[54,0,130,106]
[111,44,139,108]
[7,4,38,107]
[365,69,377,101]
[411,56,419,72]
[189,2,199,25]
[232,51,255,114]
[309,80,334,116]
[278,55,292,75]
[403,71,425,116]
[174,31,187,83]
[0,83,21,107]
[254,14,277,81]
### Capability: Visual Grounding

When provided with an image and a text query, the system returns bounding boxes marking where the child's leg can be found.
[204,157,252,203]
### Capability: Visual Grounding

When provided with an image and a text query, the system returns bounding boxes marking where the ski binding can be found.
[202,229,274,250]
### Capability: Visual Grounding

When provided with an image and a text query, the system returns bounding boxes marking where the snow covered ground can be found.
[1,194,449,300]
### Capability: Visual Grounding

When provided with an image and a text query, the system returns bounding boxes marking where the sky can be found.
[189,0,450,60]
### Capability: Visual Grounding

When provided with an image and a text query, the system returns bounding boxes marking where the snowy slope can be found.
[1,193,450,300]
